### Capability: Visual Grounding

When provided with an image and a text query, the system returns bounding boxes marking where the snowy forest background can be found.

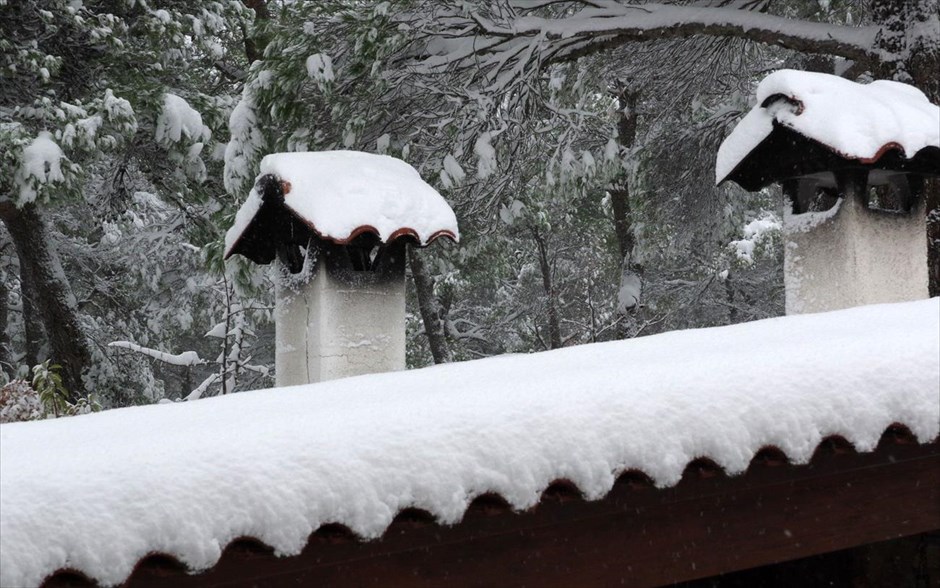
[1,0,937,414]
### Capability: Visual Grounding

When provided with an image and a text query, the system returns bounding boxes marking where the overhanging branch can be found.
[455,3,878,69]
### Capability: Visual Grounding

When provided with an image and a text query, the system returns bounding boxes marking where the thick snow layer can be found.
[225,151,459,256]
[223,93,265,195]
[784,198,843,234]
[108,341,204,367]
[305,53,334,82]
[14,131,65,204]
[2,299,939,587]
[730,212,782,264]
[617,267,642,312]
[154,93,209,145]
[474,132,497,178]
[716,70,940,183]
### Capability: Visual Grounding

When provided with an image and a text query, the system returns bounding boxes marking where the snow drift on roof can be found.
[2,299,938,587]
[224,151,459,257]
[716,69,940,184]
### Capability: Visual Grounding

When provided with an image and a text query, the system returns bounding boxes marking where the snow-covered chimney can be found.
[224,151,458,385]
[716,70,939,314]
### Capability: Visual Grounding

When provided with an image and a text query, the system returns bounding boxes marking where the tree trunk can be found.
[926,180,940,297]
[19,252,44,369]
[0,229,12,372]
[609,85,645,331]
[241,0,270,63]
[724,270,738,325]
[0,268,10,373]
[609,181,635,262]
[609,85,639,262]
[531,225,562,350]
[0,202,91,398]
[908,25,940,297]
[408,246,452,364]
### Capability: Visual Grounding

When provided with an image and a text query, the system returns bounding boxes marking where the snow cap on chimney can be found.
[225,151,459,385]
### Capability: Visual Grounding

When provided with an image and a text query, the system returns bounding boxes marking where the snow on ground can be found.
[224,151,459,257]
[2,299,939,587]
[716,69,940,183]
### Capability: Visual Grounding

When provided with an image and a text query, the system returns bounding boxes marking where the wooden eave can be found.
[44,425,940,588]
[224,176,457,265]
[719,123,940,192]
[225,201,458,264]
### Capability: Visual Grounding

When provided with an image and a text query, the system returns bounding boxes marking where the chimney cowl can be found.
[715,70,938,315]
[223,151,459,386]
[224,151,459,268]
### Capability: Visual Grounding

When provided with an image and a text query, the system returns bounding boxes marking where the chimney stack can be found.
[716,70,939,314]
[225,151,458,385]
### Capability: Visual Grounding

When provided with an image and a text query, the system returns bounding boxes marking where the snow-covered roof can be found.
[716,70,940,187]
[2,299,938,587]
[224,151,459,260]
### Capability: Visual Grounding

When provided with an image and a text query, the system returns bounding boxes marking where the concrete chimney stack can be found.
[224,151,458,385]
[716,70,939,314]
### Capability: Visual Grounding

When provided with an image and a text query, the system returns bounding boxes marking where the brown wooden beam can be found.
[45,434,940,588]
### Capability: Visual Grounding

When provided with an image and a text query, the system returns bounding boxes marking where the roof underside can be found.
[223,151,459,262]
[716,69,940,189]
[722,124,940,192]
[224,195,456,266]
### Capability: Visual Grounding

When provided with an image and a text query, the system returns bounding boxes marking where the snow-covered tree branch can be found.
[451,3,877,65]
[107,341,205,367]
[401,1,882,101]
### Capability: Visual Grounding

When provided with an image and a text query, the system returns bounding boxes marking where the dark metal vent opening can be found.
[785,169,924,216]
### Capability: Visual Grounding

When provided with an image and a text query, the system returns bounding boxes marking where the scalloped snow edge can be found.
[1,298,938,587]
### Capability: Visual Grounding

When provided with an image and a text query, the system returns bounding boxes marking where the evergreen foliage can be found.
[1,0,935,404]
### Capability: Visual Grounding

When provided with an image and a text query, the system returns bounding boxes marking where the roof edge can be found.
[39,422,936,588]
